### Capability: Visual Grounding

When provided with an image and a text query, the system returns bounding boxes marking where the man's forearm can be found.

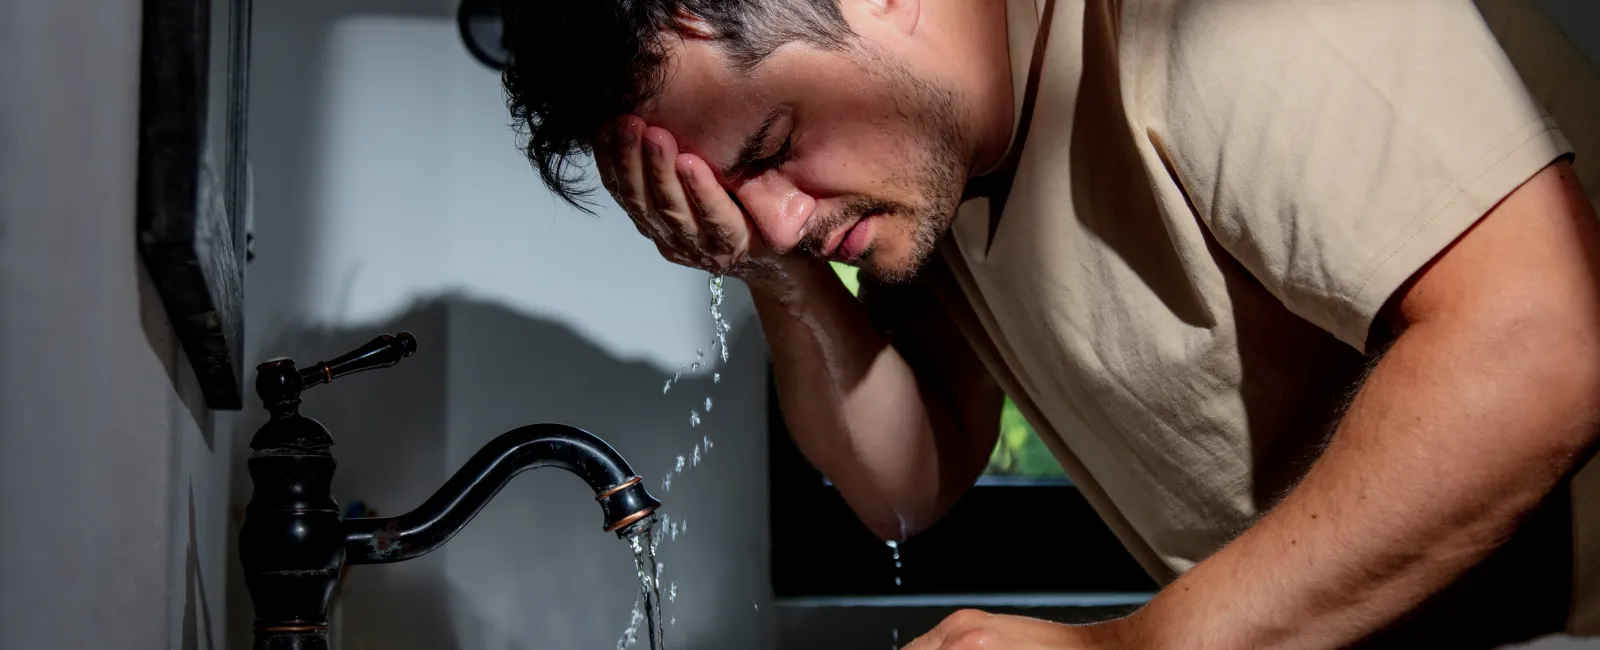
[746,257,993,541]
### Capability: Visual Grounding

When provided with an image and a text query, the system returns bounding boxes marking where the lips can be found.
[837,217,872,262]
[820,215,874,262]
[818,218,856,258]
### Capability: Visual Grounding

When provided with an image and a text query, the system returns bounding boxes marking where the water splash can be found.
[633,273,738,645]
[710,275,731,363]
[616,600,644,650]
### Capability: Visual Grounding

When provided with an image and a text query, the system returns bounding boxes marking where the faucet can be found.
[238,332,661,650]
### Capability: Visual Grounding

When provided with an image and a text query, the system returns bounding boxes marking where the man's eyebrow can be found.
[724,106,787,178]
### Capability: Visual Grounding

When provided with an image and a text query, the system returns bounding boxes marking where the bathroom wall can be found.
[227,1,775,648]
[0,1,232,649]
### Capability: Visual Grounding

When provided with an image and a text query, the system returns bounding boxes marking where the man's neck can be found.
[960,0,1033,181]
[928,0,1011,180]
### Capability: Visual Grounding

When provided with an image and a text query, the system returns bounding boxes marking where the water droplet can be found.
[663,380,672,394]
[671,520,679,540]
[669,582,678,602]
[674,456,685,473]
[713,373,721,384]
[679,518,686,533]
[895,576,902,586]
[705,397,713,412]
[689,410,701,427]
[753,601,759,611]
[671,617,676,626]
[692,444,701,466]
[662,473,673,491]
[697,348,705,359]
[894,561,901,568]
[673,369,681,382]
[691,361,700,371]
[703,435,713,450]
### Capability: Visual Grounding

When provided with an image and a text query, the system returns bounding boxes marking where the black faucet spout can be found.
[343,423,661,565]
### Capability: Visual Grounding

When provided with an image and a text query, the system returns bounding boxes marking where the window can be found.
[767,265,1156,598]
[828,263,1068,484]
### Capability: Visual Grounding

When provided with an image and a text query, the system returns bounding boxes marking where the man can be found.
[501,0,1600,647]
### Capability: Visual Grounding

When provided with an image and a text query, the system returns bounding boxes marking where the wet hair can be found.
[500,0,855,212]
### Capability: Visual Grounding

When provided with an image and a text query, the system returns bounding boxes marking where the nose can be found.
[735,172,815,255]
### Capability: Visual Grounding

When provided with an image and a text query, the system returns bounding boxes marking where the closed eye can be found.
[749,136,794,173]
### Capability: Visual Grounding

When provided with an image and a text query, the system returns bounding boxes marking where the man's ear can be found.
[852,0,921,36]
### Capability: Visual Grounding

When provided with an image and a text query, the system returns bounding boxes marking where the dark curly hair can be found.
[500,0,855,213]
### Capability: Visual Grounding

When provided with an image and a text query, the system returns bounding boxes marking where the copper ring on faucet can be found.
[595,476,642,501]
[605,507,657,533]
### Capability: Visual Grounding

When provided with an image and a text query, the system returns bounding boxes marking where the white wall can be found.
[0,1,231,649]
[228,1,774,648]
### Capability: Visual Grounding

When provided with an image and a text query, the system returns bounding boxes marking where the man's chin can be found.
[857,246,936,285]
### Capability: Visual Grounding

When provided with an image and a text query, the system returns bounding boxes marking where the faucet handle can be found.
[299,332,418,390]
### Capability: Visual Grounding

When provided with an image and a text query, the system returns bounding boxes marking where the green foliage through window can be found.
[829,262,1067,479]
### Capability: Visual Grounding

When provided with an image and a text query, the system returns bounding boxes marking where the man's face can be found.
[636,34,970,283]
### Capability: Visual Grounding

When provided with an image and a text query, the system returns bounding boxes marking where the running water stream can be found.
[620,524,666,650]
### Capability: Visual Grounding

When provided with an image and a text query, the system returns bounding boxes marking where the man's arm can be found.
[750,255,1003,541]
[1115,159,1600,649]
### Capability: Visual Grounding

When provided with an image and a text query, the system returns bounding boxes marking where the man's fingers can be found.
[613,116,668,240]
[642,127,700,246]
[676,153,751,269]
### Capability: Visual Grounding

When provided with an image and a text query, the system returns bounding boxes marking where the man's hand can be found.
[595,115,785,280]
[904,610,1125,650]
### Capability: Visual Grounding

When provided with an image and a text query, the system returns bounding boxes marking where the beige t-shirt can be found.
[940,0,1600,635]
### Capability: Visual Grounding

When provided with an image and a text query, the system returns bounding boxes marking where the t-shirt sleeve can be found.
[1155,0,1575,352]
